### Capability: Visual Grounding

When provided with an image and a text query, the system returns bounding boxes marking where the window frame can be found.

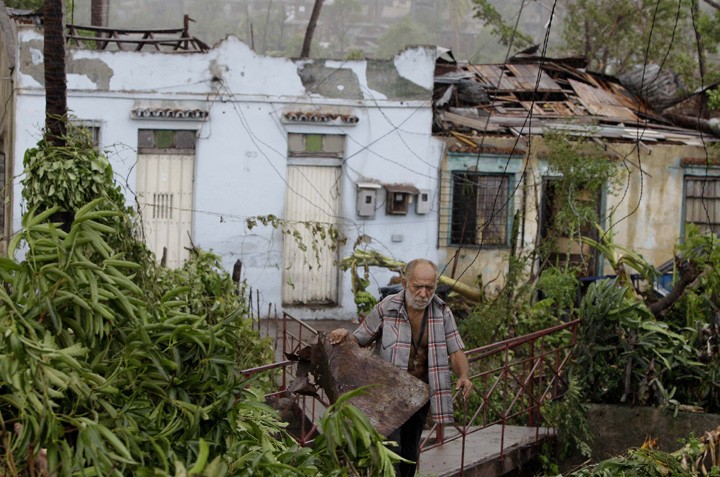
[441,152,523,249]
[449,171,513,247]
[682,172,720,237]
[138,129,196,155]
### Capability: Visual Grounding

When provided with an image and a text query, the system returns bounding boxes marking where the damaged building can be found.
[1,3,718,314]
[433,52,719,293]
[0,8,445,320]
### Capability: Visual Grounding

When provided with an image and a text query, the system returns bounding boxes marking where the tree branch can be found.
[703,0,720,11]
[648,258,704,318]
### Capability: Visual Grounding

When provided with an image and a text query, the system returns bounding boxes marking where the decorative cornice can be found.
[282,111,359,125]
[131,108,209,120]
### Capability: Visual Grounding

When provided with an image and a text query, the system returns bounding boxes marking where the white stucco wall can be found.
[10,28,442,320]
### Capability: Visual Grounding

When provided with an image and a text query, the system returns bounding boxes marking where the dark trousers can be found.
[388,401,430,477]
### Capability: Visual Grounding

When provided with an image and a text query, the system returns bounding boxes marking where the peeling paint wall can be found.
[604,143,688,268]
[8,24,440,320]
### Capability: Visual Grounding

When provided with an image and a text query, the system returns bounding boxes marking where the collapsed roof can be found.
[434,56,717,148]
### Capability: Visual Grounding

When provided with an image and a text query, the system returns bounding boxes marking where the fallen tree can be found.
[340,249,483,303]
[286,332,429,436]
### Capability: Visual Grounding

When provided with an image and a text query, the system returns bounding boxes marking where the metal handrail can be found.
[241,313,579,471]
[421,319,579,473]
[242,312,325,446]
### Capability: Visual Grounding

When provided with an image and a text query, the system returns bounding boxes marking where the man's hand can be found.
[456,377,473,400]
[449,350,473,400]
[329,328,349,345]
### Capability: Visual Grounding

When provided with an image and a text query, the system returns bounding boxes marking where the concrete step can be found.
[419,425,554,477]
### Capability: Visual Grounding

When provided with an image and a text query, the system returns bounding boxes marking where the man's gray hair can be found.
[404,258,438,280]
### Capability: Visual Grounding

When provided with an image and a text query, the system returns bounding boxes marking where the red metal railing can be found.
[242,313,579,466]
[422,319,580,473]
[245,312,329,445]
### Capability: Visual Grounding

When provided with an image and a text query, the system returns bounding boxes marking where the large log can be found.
[287,332,430,436]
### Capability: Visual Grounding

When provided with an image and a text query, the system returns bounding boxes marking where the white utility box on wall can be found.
[416,189,431,214]
[356,182,382,218]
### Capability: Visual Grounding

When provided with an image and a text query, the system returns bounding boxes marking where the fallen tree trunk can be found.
[648,258,703,318]
[287,332,429,436]
[341,249,483,302]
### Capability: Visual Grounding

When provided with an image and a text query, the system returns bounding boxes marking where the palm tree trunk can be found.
[300,0,324,58]
[91,0,109,27]
[43,0,67,146]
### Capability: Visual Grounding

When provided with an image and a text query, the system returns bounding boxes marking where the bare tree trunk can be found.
[692,0,706,80]
[300,0,324,58]
[90,0,108,27]
[262,0,273,54]
[43,0,67,147]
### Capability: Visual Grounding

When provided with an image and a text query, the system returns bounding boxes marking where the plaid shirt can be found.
[353,290,465,424]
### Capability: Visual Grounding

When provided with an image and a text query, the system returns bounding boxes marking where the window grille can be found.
[685,176,720,235]
[450,172,510,246]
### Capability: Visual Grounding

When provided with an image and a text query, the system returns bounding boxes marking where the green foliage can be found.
[541,375,593,469]
[2,0,42,10]
[5,125,404,476]
[582,225,659,294]
[544,127,618,194]
[224,388,318,476]
[574,279,699,407]
[21,124,125,215]
[563,432,720,477]
[345,50,365,60]
[459,259,572,350]
[340,247,380,317]
[2,130,280,475]
[659,226,720,411]
[313,386,406,476]
[539,133,620,271]
[471,0,534,51]
[375,16,434,59]
[536,267,580,324]
[0,202,273,475]
[560,0,708,86]
[245,214,345,271]
[567,447,690,476]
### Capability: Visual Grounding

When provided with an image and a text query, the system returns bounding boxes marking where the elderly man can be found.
[330,258,472,477]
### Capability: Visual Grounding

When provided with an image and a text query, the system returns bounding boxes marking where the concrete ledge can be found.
[586,404,720,460]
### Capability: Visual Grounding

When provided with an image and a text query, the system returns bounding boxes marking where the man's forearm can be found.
[449,350,469,379]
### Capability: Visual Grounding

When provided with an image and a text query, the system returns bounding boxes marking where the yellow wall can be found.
[438,136,706,296]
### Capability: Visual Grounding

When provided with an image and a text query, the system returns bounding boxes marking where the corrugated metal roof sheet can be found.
[434,59,715,145]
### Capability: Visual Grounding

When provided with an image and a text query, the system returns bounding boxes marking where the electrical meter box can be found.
[383,183,420,215]
[356,182,382,218]
[416,189,431,214]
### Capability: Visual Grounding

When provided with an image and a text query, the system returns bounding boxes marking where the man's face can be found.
[402,263,437,311]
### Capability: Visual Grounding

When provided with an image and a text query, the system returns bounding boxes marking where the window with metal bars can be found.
[287,133,344,157]
[685,176,720,235]
[450,172,510,246]
[152,193,174,220]
[138,129,196,153]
